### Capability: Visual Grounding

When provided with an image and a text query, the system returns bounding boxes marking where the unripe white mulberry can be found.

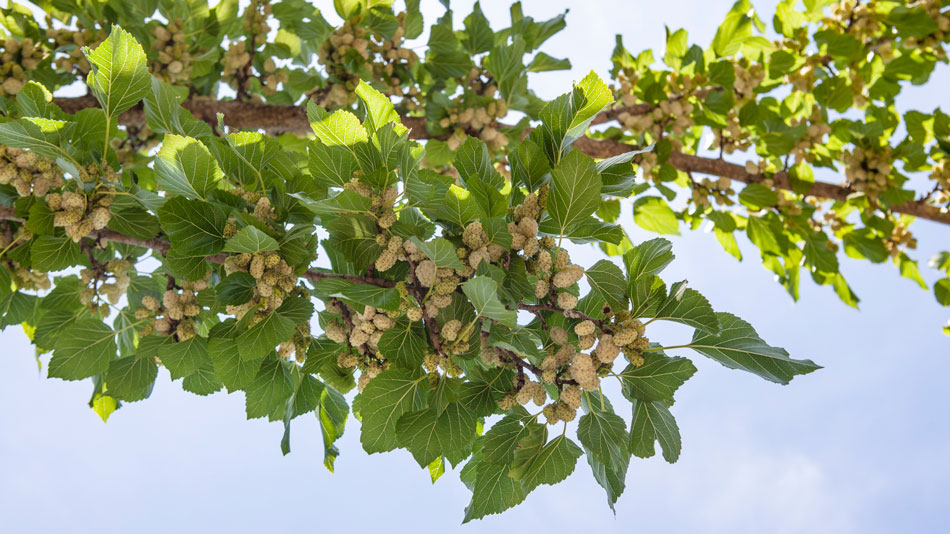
[441,319,462,341]
[517,217,538,238]
[613,327,639,346]
[537,250,552,272]
[250,256,265,278]
[534,279,549,299]
[556,292,577,310]
[561,384,582,410]
[325,322,347,344]
[578,334,596,350]
[142,295,159,311]
[416,259,436,287]
[574,320,595,336]
[375,249,397,272]
[593,334,620,363]
[555,401,577,422]
[570,353,600,390]
[549,326,568,345]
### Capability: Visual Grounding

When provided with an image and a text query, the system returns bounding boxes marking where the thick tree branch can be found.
[47,96,950,225]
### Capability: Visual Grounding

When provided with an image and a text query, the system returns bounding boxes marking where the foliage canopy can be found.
[0,0,947,521]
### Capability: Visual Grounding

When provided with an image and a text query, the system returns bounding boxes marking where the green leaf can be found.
[314,279,401,312]
[310,108,369,147]
[461,277,517,327]
[547,149,603,235]
[633,196,680,235]
[106,354,157,402]
[585,259,628,313]
[157,196,228,253]
[566,70,613,143]
[687,312,820,384]
[803,231,839,273]
[181,365,224,396]
[520,435,584,492]
[586,446,628,512]
[360,369,427,453]
[408,237,465,270]
[355,80,405,135]
[482,410,538,465]
[935,278,950,306]
[630,400,681,463]
[107,207,160,241]
[618,352,697,402]
[0,118,74,163]
[245,356,294,420]
[16,81,56,118]
[83,25,150,117]
[396,403,477,467]
[164,246,210,281]
[157,335,210,380]
[650,282,719,333]
[216,272,258,305]
[377,319,428,368]
[209,334,263,392]
[31,235,84,272]
[462,462,528,523]
[429,457,446,483]
[462,2,494,54]
[237,298,313,361]
[48,319,116,380]
[318,385,348,472]
[223,226,280,254]
[623,237,674,283]
[738,183,778,209]
[143,77,212,137]
[293,190,371,216]
[577,410,628,472]
[155,134,222,199]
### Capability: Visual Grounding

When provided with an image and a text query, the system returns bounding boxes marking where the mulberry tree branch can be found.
[49,95,950,225]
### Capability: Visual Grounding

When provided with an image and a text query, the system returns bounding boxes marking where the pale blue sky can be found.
[1,1,948,532]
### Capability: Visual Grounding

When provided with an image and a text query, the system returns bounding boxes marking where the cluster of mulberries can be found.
[374,233,404,272]
[843,145,893,199]
[900,0,950,59]
[0,37,46,96]
[326,302,396,391]
[0,147,64,198]
[689,175,735,210]
[438,318,475,355]
[278,323,312,364]
[148,19,197,84]
[138,281,207,341]
[223,250,297,319]
[46,188,113,243]
[79,259,131,315]
[460,221,507,271]
[46,26,106,76]
[789,110,832,165]
[438,76,510,151]
[316,17,419,109]
[929,159,950,200]
[222,0,274,98]
[422,351,463,378]
[733,61,765,102]
[531,245,584,310]
[231,188,277,222]
[0,229,49,290]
